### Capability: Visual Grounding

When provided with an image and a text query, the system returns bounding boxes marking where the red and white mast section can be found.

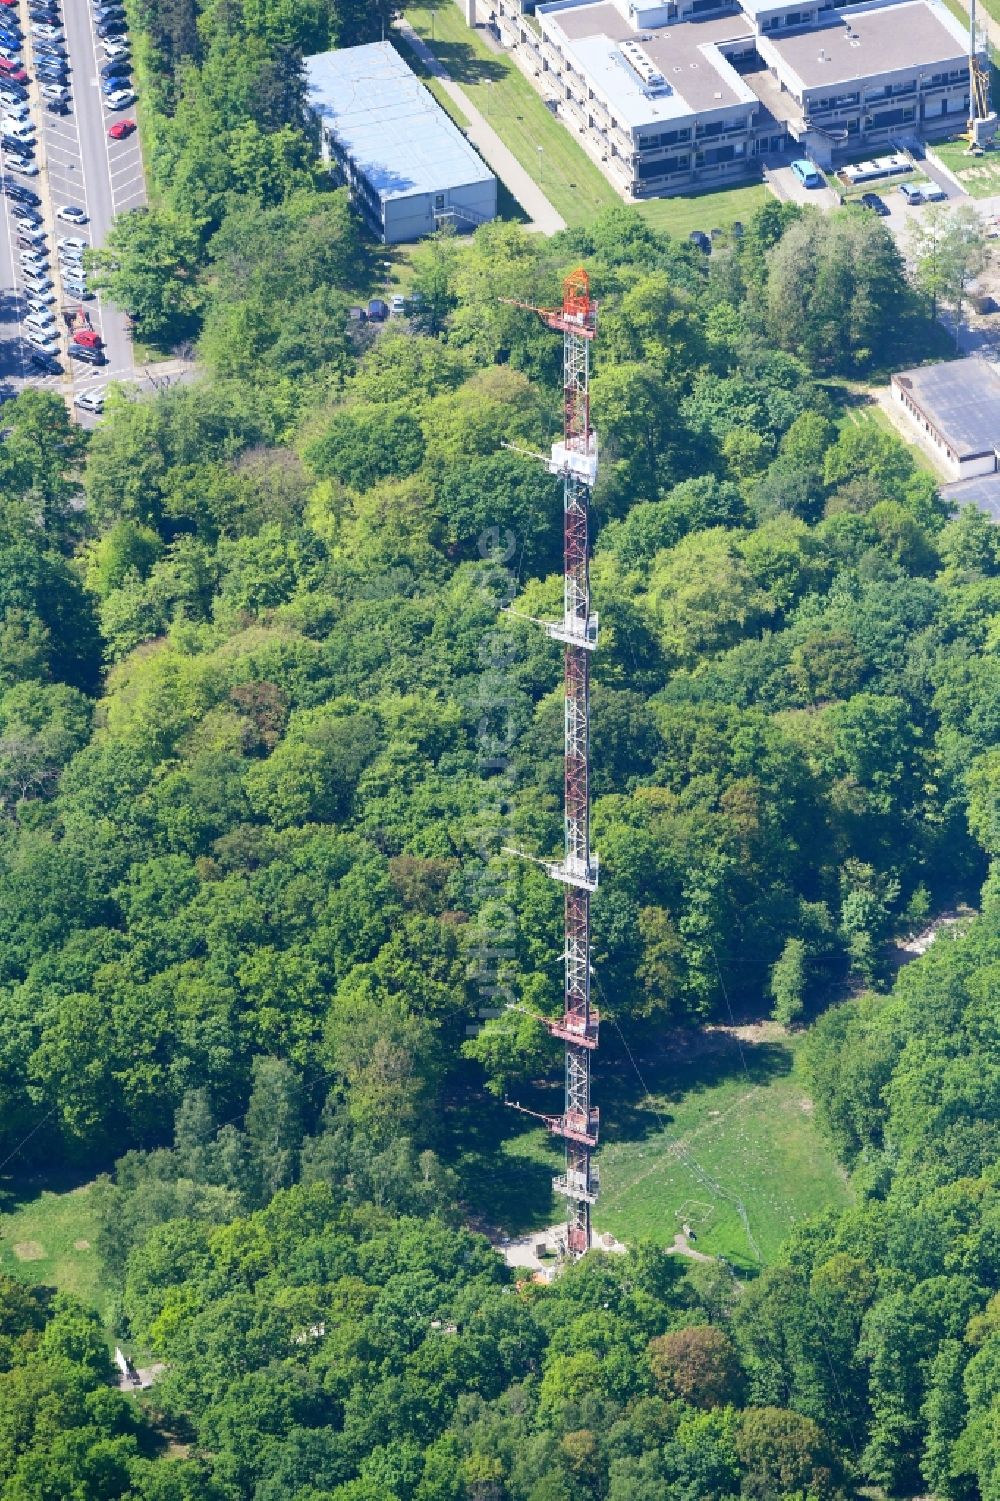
[507,269,600,1257]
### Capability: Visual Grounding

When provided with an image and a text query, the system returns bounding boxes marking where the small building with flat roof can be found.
[304,41,496,243]
[891,357,1000,480]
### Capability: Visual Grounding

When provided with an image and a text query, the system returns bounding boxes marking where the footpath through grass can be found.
[401,0,771,237]
[402,0,616,227]
[0,1179,112,1320]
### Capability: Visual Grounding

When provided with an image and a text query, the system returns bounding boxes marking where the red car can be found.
[72,329,103,350]
[0,1,17,9]
[0,59,27,81]
[108,118,135,140]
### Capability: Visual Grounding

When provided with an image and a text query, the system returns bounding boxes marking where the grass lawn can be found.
[595,1027,851,1272]
[635,182,770,238]
[932,136,1000,198]
[400,0,773,238]
[0,1179,112,1319]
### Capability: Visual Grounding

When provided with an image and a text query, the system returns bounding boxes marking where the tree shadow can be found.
[419,0,507,85]
[0,1163,107,1219]
[444,1087,562,1236]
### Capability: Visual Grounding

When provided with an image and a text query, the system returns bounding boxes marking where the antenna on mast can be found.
[967,0,997,150]
[500,269,601,1258]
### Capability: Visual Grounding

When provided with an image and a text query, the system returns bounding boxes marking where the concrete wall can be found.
[382,178,497,243]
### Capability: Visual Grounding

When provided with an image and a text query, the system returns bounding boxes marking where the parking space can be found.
[0,0,146,421]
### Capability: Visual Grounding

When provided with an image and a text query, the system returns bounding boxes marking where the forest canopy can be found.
[0,0,998,1496]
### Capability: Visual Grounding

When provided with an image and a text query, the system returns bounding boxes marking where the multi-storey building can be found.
[493,0,972,195]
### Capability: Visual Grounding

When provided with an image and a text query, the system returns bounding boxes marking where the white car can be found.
[22,275,53,295]
[104,88,134,109]
[74,387,105,412]
[27,292,55,311]
[58,235,87,253]
[8,158,39,175]
[1,98,29,119]
[56,203,87,224]
[32,23,64,40]
[40,83,70,100]
[25,328,57,352]
[4,121,34,141]
[101,39,129,58]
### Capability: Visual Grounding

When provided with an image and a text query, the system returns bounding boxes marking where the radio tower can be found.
[505,268,600,1258]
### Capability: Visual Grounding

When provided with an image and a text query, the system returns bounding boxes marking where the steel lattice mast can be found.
[505,269,600,1258]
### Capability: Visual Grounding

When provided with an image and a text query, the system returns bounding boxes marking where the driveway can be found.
[767,163,840,210]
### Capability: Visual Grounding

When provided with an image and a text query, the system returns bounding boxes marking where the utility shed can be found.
[891,357,1000,480]
[304,41,497,243]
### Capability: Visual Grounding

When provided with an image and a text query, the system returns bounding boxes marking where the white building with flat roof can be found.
[305,41,497,242]
[492,0,972,194]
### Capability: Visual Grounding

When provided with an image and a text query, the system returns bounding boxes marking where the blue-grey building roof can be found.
[305,41,494,202]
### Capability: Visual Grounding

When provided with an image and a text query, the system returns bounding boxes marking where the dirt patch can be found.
[12,1240,45,1261]
[73,1238,90,1251]
[799,1096,814,1114]
[706,1021,789,1045]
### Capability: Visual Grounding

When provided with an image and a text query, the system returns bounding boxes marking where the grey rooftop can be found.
[304,41,494,201]
[764,0,968,90]
[894,357,1000,460]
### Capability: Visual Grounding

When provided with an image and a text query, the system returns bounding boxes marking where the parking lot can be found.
[0,0,146,422]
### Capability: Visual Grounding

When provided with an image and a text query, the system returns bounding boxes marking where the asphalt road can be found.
[0,0,146,418]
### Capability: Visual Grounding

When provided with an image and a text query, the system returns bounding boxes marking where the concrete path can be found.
[394,17,566,234]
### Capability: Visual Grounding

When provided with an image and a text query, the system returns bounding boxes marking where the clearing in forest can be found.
[0,1181,111,1317]
[462,1026,851,1270]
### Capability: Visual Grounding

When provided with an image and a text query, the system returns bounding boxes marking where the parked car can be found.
[367,298,389,320]
[74,387,105,412]
[688,229,711,254]
[56,203,87,224]
[100,57,129,77]
[25,311,55,337]
[21,274,53,294]
[69,343,106,364]
[102,39,129,58]
[4,183,39,203]
[97,18,126,36]
[107,117,135,139]
[790,157,823,188]
[25,328,57,352]
[40,83,69,99]
[104,88,134,109]
[28,349,61,374]
[72,328,102,349]
[0,61,28,82]
[8,158,39,175]
[389,294,406,315]
[5,120,34,142]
